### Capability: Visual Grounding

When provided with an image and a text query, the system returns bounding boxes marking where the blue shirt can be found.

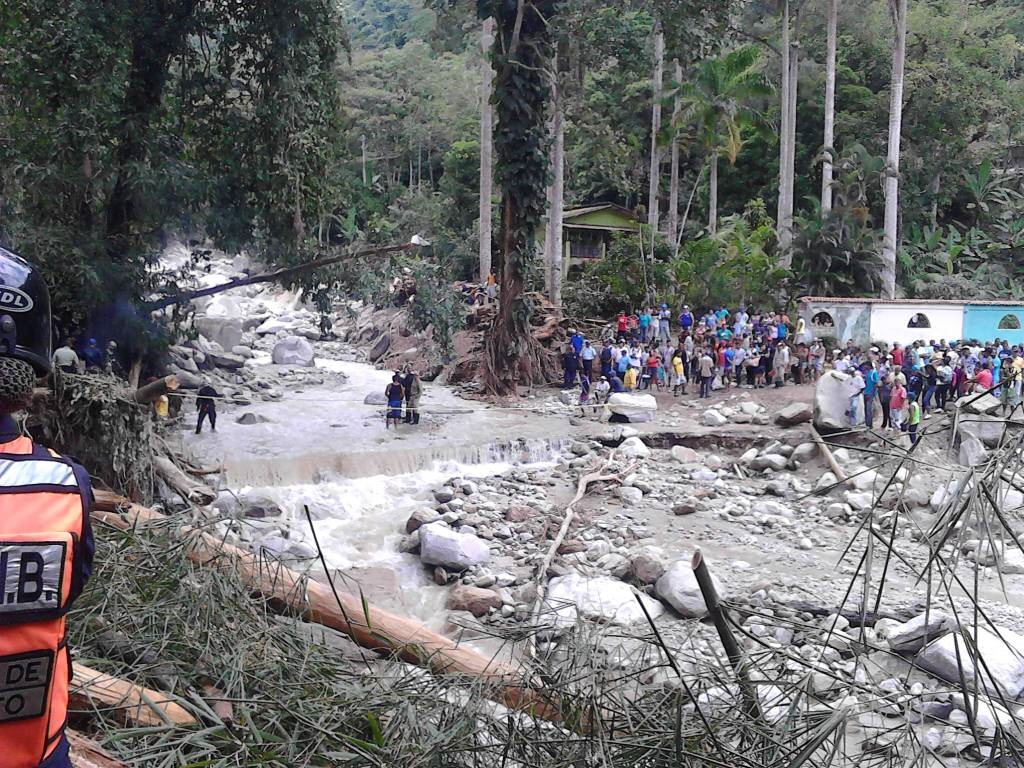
[571,333,584,354]
[639,314,652,328]
[863,369,880,396]
[679,312,693,328]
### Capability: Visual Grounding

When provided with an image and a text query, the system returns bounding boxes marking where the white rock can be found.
[739,402,762,416]
[606,393,657,423]
[704,455,723,471]
[701,409,728,427]
[671,445,699,464]
[616,486,644,505]
[814,370,855,430]
[887,611,954,653]
[790,443,818,464]
[739,448,759,465]
[844,491,873,510]
[271,336,316,367]
[815,472,838,492]
[917,626,1024,698]
[617,436,650,459]
[544,573,664,628]
[419,523,490,571]
[194,316,243,351]
[254,317,292,335]
[655,557,722,618]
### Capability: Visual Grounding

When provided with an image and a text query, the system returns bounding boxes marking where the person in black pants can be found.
[878,373,893,430]
[196,381,219,433]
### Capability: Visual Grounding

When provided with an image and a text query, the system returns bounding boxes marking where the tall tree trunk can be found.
[544,63,564,308]
[647,23,665,233]
[776,0,792,258]
[785,42,799,227]
[361,135,368,186]
[709,151,719,235]
[106,0,199,259]
[668,58,682,251]
[821,0,838,213]
[881,0,907,299]
[478,17,495,281]
[482,0,557,396]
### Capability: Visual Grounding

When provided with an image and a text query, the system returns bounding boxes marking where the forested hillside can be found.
[1,0,1023,358]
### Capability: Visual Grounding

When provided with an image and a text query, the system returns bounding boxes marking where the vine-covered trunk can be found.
[776,0,793,262]
[668,58,682,251]
[544,62,564,309]
[481,0,558,396]
[709,151,719,235]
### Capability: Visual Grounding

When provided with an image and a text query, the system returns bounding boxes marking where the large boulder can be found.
[447,584,503,617]
[617,436,650,459]
[655,558,722,618]
[364,392,388,405]
[368,333,392,363]
[917,626,1024,698]
[194,316,243,351]
[960,394,1002,416]
[544,573,664,629]
[887,611,954,653]
[254,317,291,336]
[271,336,316,367]
[702,410,728,427]
[958,432,988,467]
[419,523,490,570]
[237,491,284,519]
[207,351,246,370]
[959,415,1008,448]
[814,370,854,431]
[606,393,657,423]
[203,295,244,319]
[775,402,813,427]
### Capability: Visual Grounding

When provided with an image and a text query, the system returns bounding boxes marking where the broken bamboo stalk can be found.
[90,491,563,720]
[67,730,128,768]
[810,425,851,488]
[528,454,633,657]
[132,374,179,405]
[70,663,197,728]
[153,455,217,505]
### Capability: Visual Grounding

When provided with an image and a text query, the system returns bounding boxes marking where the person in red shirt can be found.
[892,343,904,367]
[616,311,629,336]
[975,363,993,392]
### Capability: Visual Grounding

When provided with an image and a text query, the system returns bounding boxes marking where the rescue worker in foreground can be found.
[0,247,94,768]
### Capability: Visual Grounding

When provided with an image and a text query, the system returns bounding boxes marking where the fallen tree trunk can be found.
[144,243,414,312]
[153,456,217,505]
[132,374,179,405]
[91,491,563,720]
[68,730,128,768]
[811,426,851,489]
[71,663,197,728]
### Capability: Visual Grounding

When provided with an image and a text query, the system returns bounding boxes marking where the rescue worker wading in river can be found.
[0,247,95,768]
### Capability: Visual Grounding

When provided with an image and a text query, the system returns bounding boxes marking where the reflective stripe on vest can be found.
[0,436,85,766]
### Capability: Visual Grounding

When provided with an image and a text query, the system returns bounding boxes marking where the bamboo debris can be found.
[67,730,128,768]
[70,663,197,727]
[91,491,564,719]
[811,426,851,487]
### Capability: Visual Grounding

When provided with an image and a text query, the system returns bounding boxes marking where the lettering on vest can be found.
[0,650,52,722]
[0,543,65,613]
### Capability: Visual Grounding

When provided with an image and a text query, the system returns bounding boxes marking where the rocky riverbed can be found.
[155,243,1024,766]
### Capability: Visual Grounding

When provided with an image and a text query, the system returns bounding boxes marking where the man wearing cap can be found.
[81,338,103,371]
[678,305,693,334]
[658,304,671,341]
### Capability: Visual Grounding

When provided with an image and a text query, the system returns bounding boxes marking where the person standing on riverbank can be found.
[404,370,422,425]
[196,380,219,433]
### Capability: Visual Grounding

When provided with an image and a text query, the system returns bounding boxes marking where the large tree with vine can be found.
[477,0,559,396]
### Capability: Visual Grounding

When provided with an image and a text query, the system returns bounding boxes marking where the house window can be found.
[908,313,931,329]
[811,311,835,327]
[998,314,1021,330]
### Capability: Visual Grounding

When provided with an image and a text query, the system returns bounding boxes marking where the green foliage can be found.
[566,201,785,317]
[404,260,466,361]
[674,44,773,163]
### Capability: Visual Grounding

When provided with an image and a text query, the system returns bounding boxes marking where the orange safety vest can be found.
[0,436,89,766]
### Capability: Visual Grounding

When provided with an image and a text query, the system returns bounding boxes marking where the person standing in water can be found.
[385,374,405,429]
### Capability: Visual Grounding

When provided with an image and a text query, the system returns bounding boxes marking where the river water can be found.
[184,357,568,629]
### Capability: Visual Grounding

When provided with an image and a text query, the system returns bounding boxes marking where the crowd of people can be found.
[838,338,1024,443]
[560,305,820,413]
[52,336,123,377]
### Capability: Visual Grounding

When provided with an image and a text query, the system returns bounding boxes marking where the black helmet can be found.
[0,247,51,375]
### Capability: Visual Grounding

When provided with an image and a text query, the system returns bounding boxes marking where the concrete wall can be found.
[798,303,870,346]
[869,305,963,346]
[963,305,1024,345]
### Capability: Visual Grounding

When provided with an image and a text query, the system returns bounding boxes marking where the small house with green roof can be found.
[537,203,641,278]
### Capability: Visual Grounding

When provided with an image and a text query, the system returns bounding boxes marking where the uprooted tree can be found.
[479,0,558,396]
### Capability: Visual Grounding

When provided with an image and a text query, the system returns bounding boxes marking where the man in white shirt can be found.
[846,369,866,425]
[52,340,81,374]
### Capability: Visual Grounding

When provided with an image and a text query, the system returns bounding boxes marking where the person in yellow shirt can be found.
[623,365,639,391]
[671,351,686,395]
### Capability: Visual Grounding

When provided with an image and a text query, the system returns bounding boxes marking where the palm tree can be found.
[675,45,772,235]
